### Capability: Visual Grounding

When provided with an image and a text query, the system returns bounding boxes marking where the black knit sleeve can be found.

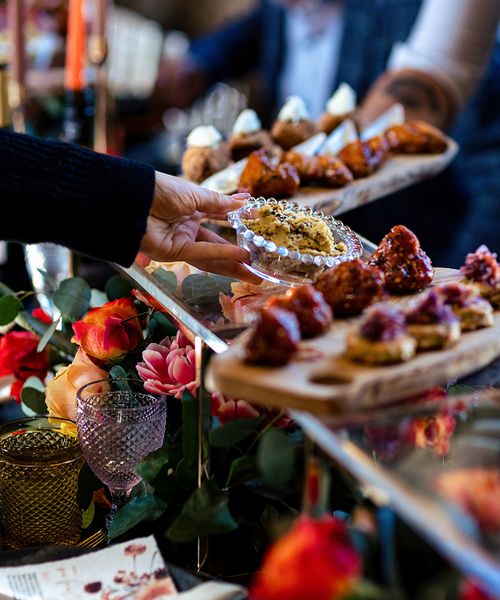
[0,129,155,266]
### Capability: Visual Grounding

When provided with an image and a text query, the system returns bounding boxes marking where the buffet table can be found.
[116,241,500,597]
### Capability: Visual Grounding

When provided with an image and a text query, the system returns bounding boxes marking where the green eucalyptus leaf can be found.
[166,479,238,543]
[105,275,133,301]
[0,295,21,326]
[226,455,259,487]
[108,494,168,540]
[257,429,295,488]
[20,377,47,415]
[211,417,261,448]
[447,384,482,396]
[36,317,61,353]
[135,446,171,484]
[90,288,108,307]
[53,277,91,320]
[181,274,234,311]
[151,269,178,295]
[343,581,393,600]
[175,457,197,489]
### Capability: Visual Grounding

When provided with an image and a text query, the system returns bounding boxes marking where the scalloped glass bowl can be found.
[228,197,363,286]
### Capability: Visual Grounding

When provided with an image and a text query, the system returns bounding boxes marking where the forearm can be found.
[0,130,155,266]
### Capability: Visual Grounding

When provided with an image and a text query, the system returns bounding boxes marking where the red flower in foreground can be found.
[136,333,196,399]
[250,515,361,600]
[0,331,49,401]
[72,298,143,363]
[32,307,52,324]
[459,580,494,600]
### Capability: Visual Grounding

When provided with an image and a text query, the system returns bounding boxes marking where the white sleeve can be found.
[388,0,500,108]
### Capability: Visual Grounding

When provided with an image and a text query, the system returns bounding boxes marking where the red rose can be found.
[72,298,143,363]
[0,331,49,401]
[459,580,493,600]
[250,515,361,600]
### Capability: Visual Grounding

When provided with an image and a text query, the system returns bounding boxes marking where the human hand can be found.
[140,172,261,284]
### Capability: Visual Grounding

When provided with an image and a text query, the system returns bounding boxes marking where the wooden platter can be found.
[202,137,458,218]
[207,268,500,415]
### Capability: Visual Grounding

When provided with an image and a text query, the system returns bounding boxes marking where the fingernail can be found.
[232,192,251,200]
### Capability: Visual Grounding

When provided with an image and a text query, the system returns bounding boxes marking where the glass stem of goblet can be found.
[106,487,133,528]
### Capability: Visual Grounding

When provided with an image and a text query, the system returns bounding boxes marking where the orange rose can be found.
[45,349,108,420]
[250,515,361,600]
[72,298,143,363]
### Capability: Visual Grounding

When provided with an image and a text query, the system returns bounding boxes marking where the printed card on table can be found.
[0,536,176,600]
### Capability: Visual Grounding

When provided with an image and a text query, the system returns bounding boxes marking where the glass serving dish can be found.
[227,197,362,286]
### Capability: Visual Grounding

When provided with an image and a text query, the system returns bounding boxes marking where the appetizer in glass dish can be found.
[228,197,362,285]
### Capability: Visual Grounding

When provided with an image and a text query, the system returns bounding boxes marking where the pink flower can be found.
[211,391,261,423]
[136,332,196,399]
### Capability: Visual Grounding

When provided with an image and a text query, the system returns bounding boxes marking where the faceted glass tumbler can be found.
[0,417,83,550]
[76,379,166,515]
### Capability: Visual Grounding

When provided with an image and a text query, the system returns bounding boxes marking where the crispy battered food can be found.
[405,290,460,350]
[182,126,231,183]
[436,283,494,331]
[385,120,448,154]
[271,119,318,150]
[346,305,416,365]
[266,284,333,338]
[460,245,500,308]
[245,305,300,366]
[241,203,346,256]
[368,225,434,294]
[229,129,274,162]
[284,151,353,188]
[315,259,385,316]
[337,139,386,178]
[238,149,300,198]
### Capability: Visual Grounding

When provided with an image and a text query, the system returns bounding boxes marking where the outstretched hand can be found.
[140,172,261,284]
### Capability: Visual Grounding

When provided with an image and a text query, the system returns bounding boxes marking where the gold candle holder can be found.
[0,417,83,550]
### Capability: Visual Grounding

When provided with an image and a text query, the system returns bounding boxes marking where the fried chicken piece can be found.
[368,225,434,294]
[271,119,318,150]
[384,120,448,154]
[266,284,333,338]
[315,259,385,316]
[284,151,353,187]
[238,149,300,198]
[245,306,300,366]
[337,139,386,178]
[228,129,275,162]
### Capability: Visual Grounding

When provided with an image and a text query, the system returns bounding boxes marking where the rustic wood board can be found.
[207,268,500,415]
[203,137,458,218]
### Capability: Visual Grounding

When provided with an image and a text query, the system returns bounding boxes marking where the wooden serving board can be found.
[207,268,500,415]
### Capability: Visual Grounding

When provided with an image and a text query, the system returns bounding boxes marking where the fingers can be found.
[196,227,230,245]
[191,186,250,216]
[179,241,250,264]
[190,260,262,285]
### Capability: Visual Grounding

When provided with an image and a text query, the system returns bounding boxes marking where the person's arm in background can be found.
[356,0,500,129]
[154,5,262,108]
[0,130,257,282]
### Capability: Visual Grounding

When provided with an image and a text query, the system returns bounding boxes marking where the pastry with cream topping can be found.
[405,290,461,350]
[271,96,318,150]
[346,305,416,364]
[318,83,357,135]
[182,125,230,183]
[228,109,274,161]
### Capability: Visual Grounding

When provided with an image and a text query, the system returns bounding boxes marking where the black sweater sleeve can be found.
[0,129,155,266]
